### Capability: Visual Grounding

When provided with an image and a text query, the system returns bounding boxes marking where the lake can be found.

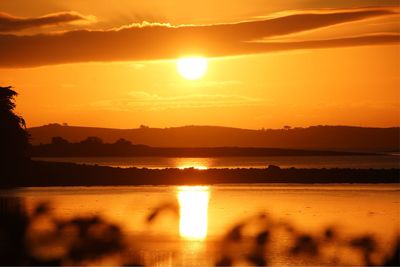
[34,155,400,169]
[1,184,399,266]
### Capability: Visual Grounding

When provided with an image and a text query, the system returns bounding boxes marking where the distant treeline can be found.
[7,161,399,187]
[30,136,375,157]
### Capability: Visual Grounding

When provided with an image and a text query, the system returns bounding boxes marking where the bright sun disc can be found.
[177,57,208,80]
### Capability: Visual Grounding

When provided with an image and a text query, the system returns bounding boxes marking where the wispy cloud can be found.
[0,7,398,67]
[0,11,96,32]
[167,80,242,89]
[90,91,265,111]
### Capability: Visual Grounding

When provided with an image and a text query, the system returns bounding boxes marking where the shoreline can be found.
[6,184,400,189]
[30,145,380,158]
[2,160,398,188]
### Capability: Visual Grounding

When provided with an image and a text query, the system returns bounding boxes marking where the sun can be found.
[177,57,208,80]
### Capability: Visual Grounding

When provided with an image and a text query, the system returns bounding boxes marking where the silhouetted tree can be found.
[114,138,132,147]
[283,125,292,130]
[80,136,103,145]
[0,86,29,181]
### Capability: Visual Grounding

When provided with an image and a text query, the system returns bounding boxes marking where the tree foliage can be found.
[0,86,29,164]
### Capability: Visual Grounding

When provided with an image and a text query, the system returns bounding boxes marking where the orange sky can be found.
[0,1,399,129]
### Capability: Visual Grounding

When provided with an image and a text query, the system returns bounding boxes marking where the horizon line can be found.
[27,123,400,131]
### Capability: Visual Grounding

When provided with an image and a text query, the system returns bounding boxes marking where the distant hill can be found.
[28,124,400,152]
[30,140,371,157]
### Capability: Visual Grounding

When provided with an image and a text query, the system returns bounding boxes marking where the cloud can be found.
[240,34,399,54]
[0,7,398,67]
[0,11,95,32]
[167,80,242,89]
[90,91,265,111]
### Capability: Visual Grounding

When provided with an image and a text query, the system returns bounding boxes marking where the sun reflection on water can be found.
[177,186,210,240]
[177,165,208,170]
[175,158,211,170]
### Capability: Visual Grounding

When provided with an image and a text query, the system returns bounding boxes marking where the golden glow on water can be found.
[178,165,208,170]
[177,186,210,240]
[176,158,211,170]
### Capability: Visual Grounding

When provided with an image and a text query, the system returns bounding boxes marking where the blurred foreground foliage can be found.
[214,212,399,266]
[0,197,398,266]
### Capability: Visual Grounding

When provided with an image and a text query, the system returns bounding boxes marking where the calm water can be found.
[1,184,399,266]
[34,155,400,169]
